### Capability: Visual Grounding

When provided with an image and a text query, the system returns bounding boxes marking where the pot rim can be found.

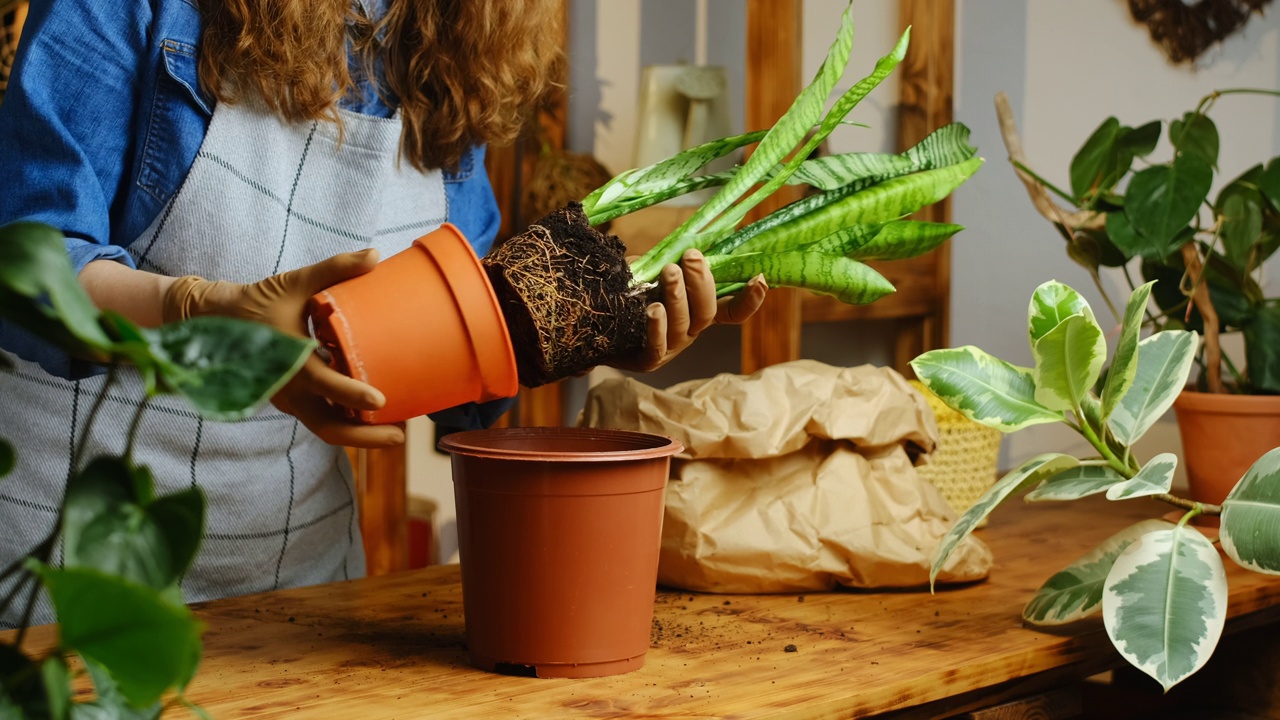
[438,426,682,462]
[1175,388,1280,414]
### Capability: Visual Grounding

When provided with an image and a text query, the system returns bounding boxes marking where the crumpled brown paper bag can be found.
[579,360,993,593]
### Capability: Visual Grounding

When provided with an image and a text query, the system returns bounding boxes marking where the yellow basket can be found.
[909,380,1002,521]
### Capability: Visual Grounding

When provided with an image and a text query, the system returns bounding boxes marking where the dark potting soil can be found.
[483,202,647,387]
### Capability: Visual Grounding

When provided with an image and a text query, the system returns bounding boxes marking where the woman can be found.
[0,0,767,626]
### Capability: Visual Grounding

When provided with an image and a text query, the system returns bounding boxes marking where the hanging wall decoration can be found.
[1128,0,1273,63]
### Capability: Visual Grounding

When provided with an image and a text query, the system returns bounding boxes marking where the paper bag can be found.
[580,360,993,593]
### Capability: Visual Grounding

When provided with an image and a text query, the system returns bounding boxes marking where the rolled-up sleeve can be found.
[0,0,151,272]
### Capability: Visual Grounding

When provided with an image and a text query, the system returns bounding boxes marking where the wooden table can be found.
[13,496,1280,719]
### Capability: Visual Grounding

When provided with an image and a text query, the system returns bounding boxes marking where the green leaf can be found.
[790,223,885,256]
[1124,154,1213,254]
[1170,112,1219,168]
[706,253,894,305]
[910,347,1065,432]
[1108,330,1199,445]
[1244,304,1280,394]
[1221,447,1280,574]
[1032,314,1106,413]
[0,644,53,719]
[0,222,113,357]
[145,317,312,421]
[586,130,767,212]
[1023,519,1173,625]
[902,122,980,172]
[841,221,962,261]
[1070,117,1122,200]
[74,661,164,720]
[147,487,206,582]
[930,454,1079,588]
[1027,281,1094,344]
[40,656,70,720]
[1102,281,1156,420]
[1259,158,1280,213]
[1025,465,1126,502]
[31,564,203,707]
[1216,181,1265,272]
[0,438,13,478]
[1120,120,1162,158]
[1105,211,1164,261]
[1103,524,1227,691]
[1106,453,1176,500]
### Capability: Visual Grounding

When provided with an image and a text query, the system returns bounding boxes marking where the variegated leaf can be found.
[1108,330,1199,446]
[1024,519,1175,625]
[910,347,1064,433]
[1032,314,1106,412]
[1025,465,1125,502]
[1103,525,1227,691]
[930,454,1079,588]
[1101,282,1156,420]
[1028,281,1095,343]
[1106,453,1176,500]
[1221,447,1280,575]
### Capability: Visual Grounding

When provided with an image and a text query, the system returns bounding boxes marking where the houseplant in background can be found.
[995,88,1280,504]
[0,221,312,718]
[911,278,1280,692]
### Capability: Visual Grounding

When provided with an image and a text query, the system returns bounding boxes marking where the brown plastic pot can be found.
[1173,389,1280,506]
[438,427,682,678]
[307,223,518,424]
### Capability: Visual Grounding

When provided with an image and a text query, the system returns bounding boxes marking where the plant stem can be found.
[1011,160,1078,206]
[0,572,34,626]
[1078,420,1135,478]
[72,365,117,472]
[124,395,152,461]
[1089,268,1122,323]
[1161,494,1220,515]
[1221,351,1248,391]
[13,576,41,646]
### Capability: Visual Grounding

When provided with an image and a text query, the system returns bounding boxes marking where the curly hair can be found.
[196,0,564,171]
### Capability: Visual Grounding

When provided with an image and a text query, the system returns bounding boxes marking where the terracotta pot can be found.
[1173,390,1280,506]
[438,427,682,678]
[307,223,518,424]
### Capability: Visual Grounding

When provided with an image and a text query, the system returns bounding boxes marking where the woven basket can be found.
[909,380,1002,522]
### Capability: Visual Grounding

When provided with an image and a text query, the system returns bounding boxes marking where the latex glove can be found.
[615,249,768,373]
[163,250,405,448]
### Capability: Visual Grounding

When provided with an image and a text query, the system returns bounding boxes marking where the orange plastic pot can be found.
[1173,390,1280,505]
[438,427,682,678]
[307,223,518,424]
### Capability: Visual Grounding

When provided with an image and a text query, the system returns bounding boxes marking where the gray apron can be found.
[0,95,447,626]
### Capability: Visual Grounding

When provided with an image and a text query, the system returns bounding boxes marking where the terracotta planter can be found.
[1173,390,1280,505]
[307,223,518,424]
[438,427,682,678]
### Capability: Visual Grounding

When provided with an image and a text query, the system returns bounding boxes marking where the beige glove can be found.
[163,250,405,448]
[614,249,769,373]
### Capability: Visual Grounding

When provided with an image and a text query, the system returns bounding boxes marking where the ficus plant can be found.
[484,1,983,387]
[911,279,1280,691]
[0,222,313,718]
[998,88,1280,395]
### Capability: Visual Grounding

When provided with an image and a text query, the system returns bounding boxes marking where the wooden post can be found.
[741,0,803,374]
[351,446,408,576]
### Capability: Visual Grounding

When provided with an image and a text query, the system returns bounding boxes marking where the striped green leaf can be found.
[930,454,1079,588]
[1025,465,1125,502]
[1220,447,1280,575]
[788,122,977,190]
[1103,525,1227,691]
[706,252,894,305]
[1023,519,1174,625]
[1108,330,1199,445]
[1028,281,1095,344]
[1032,314,1107,412]
[911,347,1065,432]
[904,122,980,170]
[844,221,962,261]
[1102,282,1156,420]
[1106,453,1176,500]
[742,221,885,256]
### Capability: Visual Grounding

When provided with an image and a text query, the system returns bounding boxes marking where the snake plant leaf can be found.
[1023,519,1174,625]
[1106,453,1176,500]
[902,122,980,171]
[1108,330,1199,446]
[1123,153,1213,253]
[0,439,13,478]
[1025,465,1125,502]
[789,121,977,191]
[910,347,1065,432]
[1028,281,1096,344]
[29,563,204,707]
[1216,180,1265,272]
[144,317,312,421]
[0,221,113,357]
[1103,524,1227,691]
[1102,281,1156,420]
[1244,305,1280,394]
[738,221,885,256]
[930,453,1079,588]
[1032,314,1106,413]
[843,221,962,261]
[1220,447,1280,574]
[706,252,894,305]
[1170,111,1220,169]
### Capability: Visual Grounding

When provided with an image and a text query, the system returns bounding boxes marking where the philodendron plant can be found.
[911,279,1280,691]
[0,222,313,718]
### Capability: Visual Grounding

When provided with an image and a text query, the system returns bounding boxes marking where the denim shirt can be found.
[0,0,508,427]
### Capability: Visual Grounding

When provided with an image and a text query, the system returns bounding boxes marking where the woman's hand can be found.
[162,250,405,448]
[614,249,768,373]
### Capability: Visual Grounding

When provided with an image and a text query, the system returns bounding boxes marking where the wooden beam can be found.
[351,446,408,576]
[741,0,803,374]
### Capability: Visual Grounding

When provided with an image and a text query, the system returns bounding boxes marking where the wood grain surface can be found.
[10,496,1280,719]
